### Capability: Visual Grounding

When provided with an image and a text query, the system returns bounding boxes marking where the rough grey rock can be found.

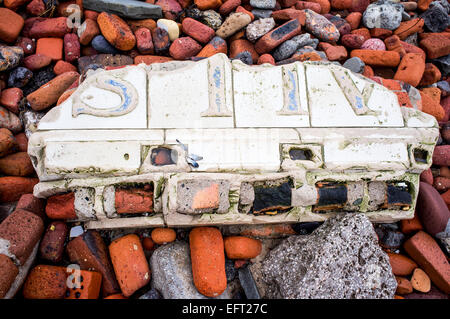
[362,0,404,30]
[258,213,397,299]
[272,39,298,61]
[250,0,276,9]
[291,33,319,49]
[422,1,450,33]
[246,18,276,42]
[343,57,365,73]
[150,241,230,299]
[82,0,162,19]
[202,10,223,30]
[19,109,45,138]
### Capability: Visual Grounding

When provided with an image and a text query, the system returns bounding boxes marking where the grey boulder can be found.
[257,213,397,299]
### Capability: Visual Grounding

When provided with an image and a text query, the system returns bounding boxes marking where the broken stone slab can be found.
[83,0,162,20]
[27,53,439,228]
[150,241,230,299]
[257,213,397,298]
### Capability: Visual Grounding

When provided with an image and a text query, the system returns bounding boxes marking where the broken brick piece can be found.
[115,187,153,214]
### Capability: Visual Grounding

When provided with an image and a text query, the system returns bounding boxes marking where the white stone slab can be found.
[323,141,409,170]
[148,54,234,128]
[233,61,310,128]
[38,66,148,129]
[44,141,141,175]
[305,63,404,127]
[165,128,298,171]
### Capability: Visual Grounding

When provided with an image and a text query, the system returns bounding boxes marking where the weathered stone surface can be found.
[83,0,162,19]
[362,0,404,31]
[258,214,397,298]
[150,241,230,299]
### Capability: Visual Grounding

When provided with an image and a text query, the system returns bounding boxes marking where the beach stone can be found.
[272,39,298,61]
[245,18,276,42]
[362,0,404,31]
[422,2,450,33]
[258,213,397,298]
[92,35,119,54]
[304,9,340,43]
[343,56,365,73]
[250,0,276,9]
[216,12,252,39]
[152,27,171,55]
[291,33,319,49]
[234,51,253,65]
[23,54,52,71]
[0,46,23,72]
[251,9,273,19]
[0,106,22,134]
[158,19,180,42]
[82,0,162,20]
[325,14,351,36]
[361,38,386,51]
[150,241,230,299]
[201,10,223,30]
[8,67,33,88]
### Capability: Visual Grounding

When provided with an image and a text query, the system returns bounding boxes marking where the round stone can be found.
[157,19,180,41]
[362,0,404,30]
[8,67,33,88]
[91,35,119,54]
[201,10,223,30]
[343,57,365,73]
[361,38,386,51]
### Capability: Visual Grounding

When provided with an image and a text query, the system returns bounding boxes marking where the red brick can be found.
[196,36,227,58]
[64,33,80,63]
[255,19,302,54]
[97,12,136,51]
[0,8,24,43]
[419,63,442,86]
[257,53,275,65]
[194,0,222,10]
[434,176,450,192]
[0,209,44,264]
[15,37,35,55]
[224,236,262,259]
[295,1,321,13]
[169,37,202,60]
[384,35,406,58]
[387,252,418,276]
[345,12,362,30]
[79,18,100,46]
[182,18,215,44]
[0,254,18,298]
[400,213,424,235]
[271,9,306,24]
[394,53,425,87]
[350,49,400,67]
[190,227,227,297]
[370,28,392,39]
[0,151,34,177]
[46,192,77,220]
[109,234,150,297]
[135,27,154,55]
[127,19,157,33]
[26,71,79,111]
[16,193,45,220]
[420,35,450,59]
[0,88,23,114]
[433,145,450,167]
[134,55,174,65]
[66,230,120,296]
[0,177,38,203]
[240,224,296,238]
[35,37,63,62]
[53,60,78,75]
[219,0,241,15]
[396,276,413,295]
[65,269,102,299]
[230,39,259,63]
[28,17,72,38]
[351,28,370,41]
[26,0,46,16]
[394,18,424,40]
[151,228,176,244]
[416,182,449,236]
[23,265,67,299]
[420,90,445,121]
[115,187,153,214]
[403,231,450,294]
[39,221,68,263]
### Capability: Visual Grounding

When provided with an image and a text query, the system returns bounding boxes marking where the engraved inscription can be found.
[331,68,375,116]
[72,74,139,117]
[201,60,232,117]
